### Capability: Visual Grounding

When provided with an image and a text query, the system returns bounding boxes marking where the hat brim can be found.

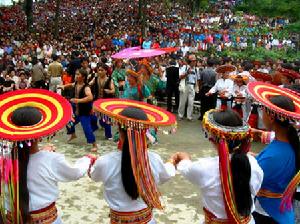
[216,65,236,74]
[93,99,177,128]
[250,71,273,82]
[277,68,300,80]
[0,89,72,141]
[247,82,300,121]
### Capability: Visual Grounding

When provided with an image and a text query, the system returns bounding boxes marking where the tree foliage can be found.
[23,0,33,32]
[196,46,300,62]
[235,0,300,22]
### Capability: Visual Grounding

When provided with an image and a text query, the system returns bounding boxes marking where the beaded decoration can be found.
[93,98,177,209]
[202,109,252,223]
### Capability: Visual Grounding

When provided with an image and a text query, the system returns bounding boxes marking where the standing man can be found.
[62,69,98,152]
[165,59,179,113]
[31,57,47,89]
[206,66,234,110]
[67,51,82,81]
[178,54,199,121]
[198,58,217,120]
[48,54,63,94]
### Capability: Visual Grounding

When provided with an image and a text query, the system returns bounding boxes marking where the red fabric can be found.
[248,114,258,128]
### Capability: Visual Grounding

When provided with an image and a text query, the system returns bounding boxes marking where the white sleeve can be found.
[150,153,176,185]
[209,80,219,93]
[177,159,206,187]
[247,155,264,195]
[226,80,234,96]
[179,65,187,78]
[50,155,90,182]
[90,157,108,182]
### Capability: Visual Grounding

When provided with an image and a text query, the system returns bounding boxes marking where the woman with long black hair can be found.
[0,89,92,224]
[90,100,177,224]
[171,109,263,223]
[246,82,300,224]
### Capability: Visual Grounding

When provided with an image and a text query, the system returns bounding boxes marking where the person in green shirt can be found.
[122,69,151,101]
[112,59,126,97]
[139,59,165,105]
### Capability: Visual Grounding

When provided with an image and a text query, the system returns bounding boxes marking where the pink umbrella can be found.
[120,46,141,52]
[112,48,166,59]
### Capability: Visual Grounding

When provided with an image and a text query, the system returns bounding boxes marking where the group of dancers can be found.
[0,68,300,224]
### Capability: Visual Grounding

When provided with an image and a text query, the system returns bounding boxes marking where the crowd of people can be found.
[0,0,300,224]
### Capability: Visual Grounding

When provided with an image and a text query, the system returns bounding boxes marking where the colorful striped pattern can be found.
[218,139,250,224]
[7,202,58,224]
[0,89,72,141]
[280,170,300,212]
[127,129,162,210]
[110,207,152,223]
[203,207,251,224]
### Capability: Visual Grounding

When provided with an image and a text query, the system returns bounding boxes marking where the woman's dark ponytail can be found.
[287,125,300,172]
[213,110,253,217]
[231,149,252,216]
[17,143,30,223]
[269,95,300,172]
[121,133,139,200]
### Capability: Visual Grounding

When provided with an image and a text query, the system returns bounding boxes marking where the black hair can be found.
[32,57,38,65]
[11,107,43,223]
[77,68,88,83]
[101,57,108,64]
[281,63,293,70]
[213,109,252,217]
[207,58,215,67]
[52,54,58,61]
[287,84,300,94]
[120,107,148,200]
[97,62,109,73]
[269,95,300,172]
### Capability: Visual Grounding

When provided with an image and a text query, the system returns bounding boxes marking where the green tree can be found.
[236,0,300,22]
[139,0,147,38]
[54,0,61,39]
[24,0,33,32]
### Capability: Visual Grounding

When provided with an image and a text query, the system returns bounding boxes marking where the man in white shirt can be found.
[178,54,199,121]
[206,70,234,109]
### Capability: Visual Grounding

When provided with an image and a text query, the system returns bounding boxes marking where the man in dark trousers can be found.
[165,59,179,113]
[198,58,217,120]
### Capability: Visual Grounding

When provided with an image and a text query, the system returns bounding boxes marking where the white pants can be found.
[50,77,62,94]
[257,107,266,129]
[178,84,195,120]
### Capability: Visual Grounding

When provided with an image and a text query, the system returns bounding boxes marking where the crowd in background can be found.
[0,0,299,114]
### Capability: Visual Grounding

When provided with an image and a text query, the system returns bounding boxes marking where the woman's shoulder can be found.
[247,154,263,173]
[97,151,121,164]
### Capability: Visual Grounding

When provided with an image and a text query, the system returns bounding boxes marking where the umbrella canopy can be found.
[112,48,166,59]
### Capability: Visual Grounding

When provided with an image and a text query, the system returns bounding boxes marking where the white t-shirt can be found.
[27,151,90,211]
[209,78,234,97]
[5,150,90,224]
[177,155,264,223]
[90,151,175,223]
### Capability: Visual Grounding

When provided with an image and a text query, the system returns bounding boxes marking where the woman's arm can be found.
[51,154,90,182]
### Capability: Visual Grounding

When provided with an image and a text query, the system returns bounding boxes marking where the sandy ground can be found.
[45,115,264,224]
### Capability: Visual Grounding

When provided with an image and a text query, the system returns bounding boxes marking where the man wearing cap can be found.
[178,54,199,121]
